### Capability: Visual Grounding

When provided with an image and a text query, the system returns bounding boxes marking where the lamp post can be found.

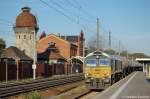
[32,31,37,80]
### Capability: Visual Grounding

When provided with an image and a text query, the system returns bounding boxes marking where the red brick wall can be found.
[37,35,78,62]
[36,63,45,77]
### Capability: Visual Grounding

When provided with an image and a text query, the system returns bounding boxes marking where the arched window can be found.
[24,35,26,39]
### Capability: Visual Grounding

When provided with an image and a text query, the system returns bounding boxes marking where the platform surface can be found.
[93,71,150,99]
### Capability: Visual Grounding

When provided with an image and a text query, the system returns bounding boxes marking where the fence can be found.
[0,59,83,81]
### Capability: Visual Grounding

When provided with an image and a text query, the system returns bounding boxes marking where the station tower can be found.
[13,7,39,59]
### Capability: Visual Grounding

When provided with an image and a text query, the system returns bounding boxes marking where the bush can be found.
[26,91,42,99]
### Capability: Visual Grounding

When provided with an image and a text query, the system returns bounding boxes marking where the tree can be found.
[104,49,116,55]
[0,38,6,57]
[120,50,128,57]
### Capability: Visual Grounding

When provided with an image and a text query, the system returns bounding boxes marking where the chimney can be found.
[80,30,84,38]
[65,33,67,40]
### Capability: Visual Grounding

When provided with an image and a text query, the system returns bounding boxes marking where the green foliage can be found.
[0,38,6,57]
[0,38,6,48]
[26,91,43,99]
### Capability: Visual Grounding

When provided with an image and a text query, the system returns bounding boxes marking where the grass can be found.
[25,91,43,99]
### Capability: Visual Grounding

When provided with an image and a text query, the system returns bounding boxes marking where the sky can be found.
[0,0,150,56]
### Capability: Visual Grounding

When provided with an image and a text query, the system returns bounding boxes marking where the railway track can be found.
[0,74,82,88]
[0,73,84,98]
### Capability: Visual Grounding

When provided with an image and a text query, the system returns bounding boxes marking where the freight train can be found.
[84,50,142,90]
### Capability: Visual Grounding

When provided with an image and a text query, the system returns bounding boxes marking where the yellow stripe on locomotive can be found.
[85,66,111,78]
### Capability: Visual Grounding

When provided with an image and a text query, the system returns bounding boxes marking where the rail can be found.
[0,73,84,98]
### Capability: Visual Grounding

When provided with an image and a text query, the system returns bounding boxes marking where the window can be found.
[99,58,110,66]
[18,35,20,39]
[24,35,26,39]
[85,59,96,67]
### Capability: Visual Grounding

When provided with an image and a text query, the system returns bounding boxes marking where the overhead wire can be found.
[39,0,121,51]
[66,0,110,49]
[71,0,96,19]
[64,0,96,20]
[39,0,95,36]
[40,0,79,24]
[50,0,94,23]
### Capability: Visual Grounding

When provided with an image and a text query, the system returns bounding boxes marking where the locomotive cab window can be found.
[85,59,96,67]
[99,56,110,66]
[99,58,110,66]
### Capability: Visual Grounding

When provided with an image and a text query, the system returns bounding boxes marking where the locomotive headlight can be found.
[96,55,99,59]
[86,73,91,77]
[86,73,89,76]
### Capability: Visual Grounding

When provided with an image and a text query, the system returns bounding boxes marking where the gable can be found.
[37,34,71,53]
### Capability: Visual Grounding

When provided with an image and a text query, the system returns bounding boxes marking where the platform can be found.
[93,71,150,99]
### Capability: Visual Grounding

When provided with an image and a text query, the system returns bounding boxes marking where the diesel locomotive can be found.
[84,50,141,90]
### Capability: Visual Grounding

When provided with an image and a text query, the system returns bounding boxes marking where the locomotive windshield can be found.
[99,58,110,66]
[85,59,96,66]
[98,55,110,66]
[85,55,110,67]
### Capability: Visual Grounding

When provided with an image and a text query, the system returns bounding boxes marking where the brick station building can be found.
[37,31,84,63]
